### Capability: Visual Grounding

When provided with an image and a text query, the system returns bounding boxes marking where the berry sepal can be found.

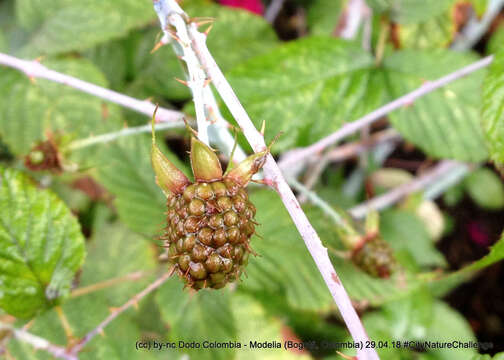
[190,136,223,182]
[150,109,190,196]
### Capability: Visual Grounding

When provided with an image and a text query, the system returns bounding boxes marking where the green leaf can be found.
[227,37,487,160]
[358,299,477,360]
[381,288,434,340]
[8,222,163,360]
[469,0,488,17]
[443,183,465,207]
[471,353,504,360]
[482,48,504,167]
[0,167,85,318]
[95,134,187,235]
[243,189,333,311]
[423,301,477,359]
[487,24,504,55]
[329,254,419,306]
[84,39,130,91]
[465,168,504,210]
[429,232,504,296]
[0,58,122,157]
[384,49,488,162]
[232,294,311,360]
[0,0,31,53]
[306,0,343,36]
[349,288,434,359]
[156,277,237,360]
[0,30,6,52]
[395,8,453,49]
[17,0,155,56]
[130,3,278,102]
[226,36,380,151]
[368,0,454,24]
[381,210,446,270]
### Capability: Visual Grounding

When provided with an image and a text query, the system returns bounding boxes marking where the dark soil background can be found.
[440,198,504,354]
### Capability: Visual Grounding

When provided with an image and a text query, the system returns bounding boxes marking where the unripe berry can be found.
[150,113,270,290]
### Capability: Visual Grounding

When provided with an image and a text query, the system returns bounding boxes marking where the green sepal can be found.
[224,150,268,187]
[190,136,223,182]
[151,109,189,195]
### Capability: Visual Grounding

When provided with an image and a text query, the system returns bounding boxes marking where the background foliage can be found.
[1,0,504,359]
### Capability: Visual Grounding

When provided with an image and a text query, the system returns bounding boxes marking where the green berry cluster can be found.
[164,180,257,289]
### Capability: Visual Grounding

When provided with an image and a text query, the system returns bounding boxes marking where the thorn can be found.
[174,77,189,87]
[184,118,199,137]
[34,56,45,63]
[98,328,106,337]
[267,132,283,152]
[184,267,191,278]
[165,28,181,43]
[189,17,215,27]
[108,307,120,314]
[206,105,218,124]
[203,279,207,289]
[260,120,266,136]
[244,241,258,256]
[203,23,214,36]
[144,96,154,103]
[402,100,415,108]
[132,300,139,310]
[203,78,211,87]
[251,178,274,187]
[28,76,37,84]
[150,41,164,54]
[254,232,263,240]
[168,266,177,277]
